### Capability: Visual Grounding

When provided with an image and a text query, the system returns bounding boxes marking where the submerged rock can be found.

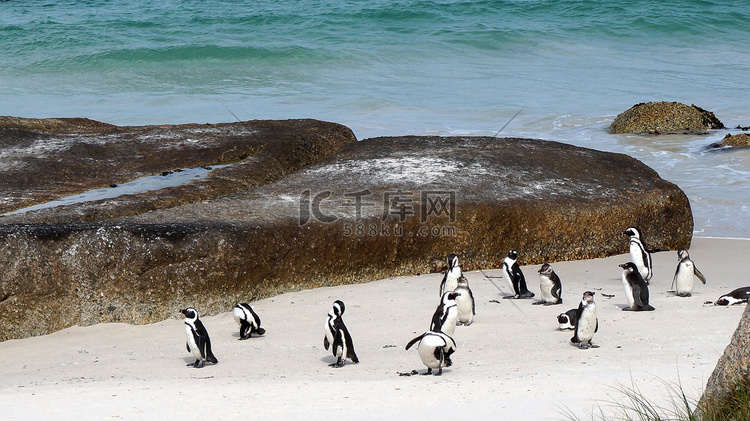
[0,135,693,340]
[610,101,724,134]
[710,133,750,148]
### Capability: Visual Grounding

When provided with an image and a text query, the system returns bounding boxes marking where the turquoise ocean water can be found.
[1,0,749,237]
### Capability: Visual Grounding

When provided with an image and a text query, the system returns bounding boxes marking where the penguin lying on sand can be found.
[557,308,578,330]
[233,303,266,339]
[405,330,457,376]
[672,249,706,297]
[715,287,750,306]
[324,300,359,368]
[181,308,219,368]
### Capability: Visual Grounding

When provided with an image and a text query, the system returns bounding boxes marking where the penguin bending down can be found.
[405,331,457,376]
[619,262,655,311]
[430,291,460,336]
[672,249,707,297]
[571,291,598,349]
[535,263,562,305]
[181,308,219,368]
[502,250,535,299]
[557,308,578,330]
[715,287,750,306]
[233,303,266,339]
[622,227,667,284]
[454,276,475,326]
[439,253,463,296]
[323,300,359,367]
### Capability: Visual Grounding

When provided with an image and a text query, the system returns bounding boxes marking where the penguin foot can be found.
[502,295,519,299]
[464,321,473,326]
[422,369,433,375]
[518,291,535,299]
[590,344,600,349]
[532,301,545,305]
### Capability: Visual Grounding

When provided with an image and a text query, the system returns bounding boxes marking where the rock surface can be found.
[610,101,724,134]
[710,132,750,148]
[0,135,693,341]
[0,117,356,222]
[699,303,750,415]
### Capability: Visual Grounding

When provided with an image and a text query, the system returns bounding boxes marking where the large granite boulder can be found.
[698,303,750,418]
[0,135,693,340]
[0,117,356,222]
[610,101,724,134]
[710,133,750,148]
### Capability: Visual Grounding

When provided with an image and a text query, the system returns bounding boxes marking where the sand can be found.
[1,237,748,420]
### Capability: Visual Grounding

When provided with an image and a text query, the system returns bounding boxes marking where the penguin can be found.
[430,291,460,336]
[405,330,457,376]
[181,308,218,368]
[323,300,359,368]
[439,253,463,296]
[571,291,599,349]
[454,276,475,326]
[619,262,655,311]
[715,287,750,306]
[233,303,266,339]
[557,308,578,330]
[502,250,535,299]
[671,249,707,297]
[535,263,562,305]
[622,227,667,284]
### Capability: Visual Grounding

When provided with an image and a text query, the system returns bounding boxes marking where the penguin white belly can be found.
[622,274,635,308]
[444,269,460,293]
[630,242,650,279]
[674,262,695,296]
[233,306,246,324]
[417,335,447,369]
[455,294,473,324]
[502,262,515,292]
[185,325,202,360]
[440,308,458,336]
[539,275,555,302]
[576,307,596,342]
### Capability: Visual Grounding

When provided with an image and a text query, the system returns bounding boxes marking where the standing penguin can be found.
[619,262,655,311]
[181,308,219,368]
[672,249,707,297]
[405,330,457,376]
[439,253,463,296]
[233,303,266,339]
[430,291,460,336]
[535,263,563,305]
[571,291,599,349]
[622,227,667,284]
[557,308,578,330]
[502,250,535,299]
[323,300,359,368]
[454,276,475,326]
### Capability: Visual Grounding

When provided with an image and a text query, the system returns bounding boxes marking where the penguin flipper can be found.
[205,338,218,364]
[405,333,425,350]
[323,335,330,350]
[595,319,599,333]
[439,272,448,296]
[694,267,707,284]
[632,284,645,308]
[469,288,476,315]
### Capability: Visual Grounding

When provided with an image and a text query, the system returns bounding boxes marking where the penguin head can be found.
[716,297,730,306]
[557,313,569,324]
[507,250,518,260]
[619,262,637,273]
[181,308,198,320]
[331,300,346,317]
[444,291,460,302]
[622,227,641,239]
[457,276,469,287]
[677,249,689,260]
[582,291,595,303]
[447,253,458,269]
[538,263,553,275]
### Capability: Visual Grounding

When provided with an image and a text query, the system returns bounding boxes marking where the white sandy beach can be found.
[1,237,748,420]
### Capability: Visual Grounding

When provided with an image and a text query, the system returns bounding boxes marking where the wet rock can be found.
[0,136,693,340]
[610,101,724,134]
[710,133,750,148]
[0,117,356,222]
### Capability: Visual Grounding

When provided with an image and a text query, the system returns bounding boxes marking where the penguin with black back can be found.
[502,250,535,299]
[181,308,219,368]
[439,253,463,296]
[619,262,655,311]
[323,300,359,368]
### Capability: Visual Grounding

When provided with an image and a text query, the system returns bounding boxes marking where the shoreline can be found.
[1,237,748,419]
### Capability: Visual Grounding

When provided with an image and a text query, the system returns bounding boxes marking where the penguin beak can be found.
[618,263,627,269]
